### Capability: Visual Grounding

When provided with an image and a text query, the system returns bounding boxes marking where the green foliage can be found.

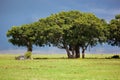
[24,51,32,59]
[115,14,120,19]
[6,25,34,49]
[108,14,120,47]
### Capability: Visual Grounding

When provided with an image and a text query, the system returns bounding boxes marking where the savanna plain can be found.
[0,54,120,80]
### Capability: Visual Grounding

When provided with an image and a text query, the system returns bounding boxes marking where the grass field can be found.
[0,54,120,80]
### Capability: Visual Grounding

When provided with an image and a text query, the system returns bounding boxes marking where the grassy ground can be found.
[0,54,120,80]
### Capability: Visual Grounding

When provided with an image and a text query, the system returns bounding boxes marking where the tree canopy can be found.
[108,14,120,47]
[6,23,45,52]
[36,11,107,58]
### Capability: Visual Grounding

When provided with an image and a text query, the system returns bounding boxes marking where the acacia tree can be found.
[38,11,107,58]
[7,21,48,53]
[108,14,120,47]
[7,24,36,52]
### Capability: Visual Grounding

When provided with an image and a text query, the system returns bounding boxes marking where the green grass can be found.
[0,54,120,80]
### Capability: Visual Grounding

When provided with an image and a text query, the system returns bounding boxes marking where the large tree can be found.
[38,11,107,58]
[108,14,120,47]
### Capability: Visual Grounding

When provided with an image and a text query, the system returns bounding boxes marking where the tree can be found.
[38,11,107,58]
[6,24,36,52]
[108,14,120,47]
[7,21,49,53]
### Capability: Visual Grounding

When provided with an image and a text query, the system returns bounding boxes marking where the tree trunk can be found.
[75,45,80,58]
[64,44,73,58]
[71,45,75,58]
[27,46,32,52]
[82,48,85,59]
[27,41,32,52]
[71,48,75,58]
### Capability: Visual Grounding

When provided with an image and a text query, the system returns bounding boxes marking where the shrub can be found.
[111,55,119,59]
[24,51,32,59]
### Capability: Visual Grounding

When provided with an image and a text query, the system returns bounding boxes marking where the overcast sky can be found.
[0,0,120,54]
